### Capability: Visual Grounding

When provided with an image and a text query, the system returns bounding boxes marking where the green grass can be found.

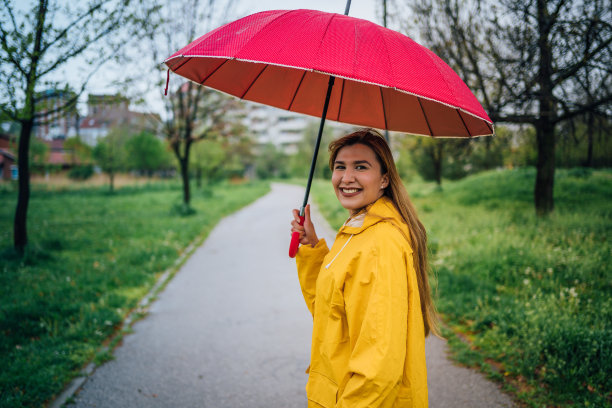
[310,168,611,407]
[0,180,270,408]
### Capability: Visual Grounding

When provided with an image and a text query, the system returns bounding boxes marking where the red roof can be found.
[0,148,16,161]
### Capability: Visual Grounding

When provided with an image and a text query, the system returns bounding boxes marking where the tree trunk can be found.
[13,0,47,252]
[534,0,556,216]
[534,121,555,215]
[586,112,594,167]
[14,119,33,252]
[109,171,114,193]
[180,157,190,205]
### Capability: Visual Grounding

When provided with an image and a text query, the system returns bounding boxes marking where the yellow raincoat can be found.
[296,196,428,408]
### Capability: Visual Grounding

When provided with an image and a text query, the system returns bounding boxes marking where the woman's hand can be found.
[291,204,319,248]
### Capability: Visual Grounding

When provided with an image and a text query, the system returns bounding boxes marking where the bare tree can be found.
[165,82,242,205]
[406,0,612,215]
[153,0,240,207]
[0,0,160,252]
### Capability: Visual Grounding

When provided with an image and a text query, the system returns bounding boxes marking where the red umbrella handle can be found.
[289,215,305,258]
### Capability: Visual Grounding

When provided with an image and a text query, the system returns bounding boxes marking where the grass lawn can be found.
[310,167,611,407]
[0,180,270,407]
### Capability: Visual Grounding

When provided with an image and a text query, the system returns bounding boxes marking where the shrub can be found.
[68,164,94,180]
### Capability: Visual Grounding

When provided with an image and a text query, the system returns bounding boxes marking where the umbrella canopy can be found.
[164,8,494,257]
[164,9,493,137]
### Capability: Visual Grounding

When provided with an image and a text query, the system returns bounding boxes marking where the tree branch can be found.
[0,104,19,122]
[553,35,612,86]
[489,112,537,124]
[0,24,27,76]
[38,15,125,78]
[40,1,107,55]
[555,94,612,123]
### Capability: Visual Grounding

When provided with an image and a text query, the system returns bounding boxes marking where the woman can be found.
[291,129,438,408]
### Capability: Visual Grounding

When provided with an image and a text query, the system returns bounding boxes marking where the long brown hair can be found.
[328,129,440,337]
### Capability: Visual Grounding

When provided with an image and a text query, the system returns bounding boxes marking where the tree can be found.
[28,136,48,172]
[407,0,612,215]
[154,0,241,207]
[255,143,290,179]
[225,121,256,177]
[0,0,160,252]
[407,137,473,185]
[92,127,128,193]
[64,136,92,165]
[191,138,227,186]
[165,83,243,205]
[125,131,170,176]
[289,121,336,179]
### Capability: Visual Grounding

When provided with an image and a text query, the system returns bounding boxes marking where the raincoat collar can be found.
[339,196,407,237]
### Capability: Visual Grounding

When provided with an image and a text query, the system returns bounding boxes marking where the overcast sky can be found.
[239,0,380,22]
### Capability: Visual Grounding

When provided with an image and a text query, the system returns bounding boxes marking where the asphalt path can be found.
[69,183,515,408]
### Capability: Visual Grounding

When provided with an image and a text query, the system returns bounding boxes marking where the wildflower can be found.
[523,279,530,285]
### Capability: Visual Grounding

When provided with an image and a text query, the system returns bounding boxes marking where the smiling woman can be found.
[331,143,389,213]
[290,129,439,408]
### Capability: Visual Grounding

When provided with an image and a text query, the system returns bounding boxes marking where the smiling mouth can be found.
[340,187,361,194]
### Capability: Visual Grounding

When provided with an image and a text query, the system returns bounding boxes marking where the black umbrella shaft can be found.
[300,75,336,216]
[344,0,352,15]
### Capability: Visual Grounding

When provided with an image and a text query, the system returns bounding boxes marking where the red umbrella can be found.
[164,7,494,256]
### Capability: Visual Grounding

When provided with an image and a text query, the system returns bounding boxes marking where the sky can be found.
[239,0,380,23]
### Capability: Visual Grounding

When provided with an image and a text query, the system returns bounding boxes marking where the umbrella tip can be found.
[164,69,170,96]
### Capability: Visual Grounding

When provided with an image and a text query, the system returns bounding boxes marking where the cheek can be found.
[366,175,382,190]
[331,172,341,187]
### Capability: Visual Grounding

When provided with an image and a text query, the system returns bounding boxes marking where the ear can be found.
[381,174,389,189]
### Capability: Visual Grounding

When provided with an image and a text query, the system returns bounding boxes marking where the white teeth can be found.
[342,188,359,193]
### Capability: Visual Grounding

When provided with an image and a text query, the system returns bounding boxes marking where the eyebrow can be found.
[334,160,372,165]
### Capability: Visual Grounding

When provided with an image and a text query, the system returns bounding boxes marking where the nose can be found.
[341,168,356,183]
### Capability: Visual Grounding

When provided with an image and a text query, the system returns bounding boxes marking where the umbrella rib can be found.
[287,70,308,111]
[417,97,434,137]
[379,86,388,130]
[239,64,268,99]
[456,109,471,137]
[198,59,229,85]
[170,57,191,74]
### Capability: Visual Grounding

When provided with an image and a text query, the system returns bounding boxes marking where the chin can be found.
[338,200,363,213]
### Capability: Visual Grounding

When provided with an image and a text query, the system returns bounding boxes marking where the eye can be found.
[356,164,368,170]
[334,164,345,170]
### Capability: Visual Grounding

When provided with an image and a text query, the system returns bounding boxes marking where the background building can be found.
[244,104,350,154]
[33,89,79,141]
[79,94,161,146]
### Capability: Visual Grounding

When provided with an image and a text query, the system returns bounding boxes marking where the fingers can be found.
[290,205,318,247]
[291,208,305,236]
[292,209,302,223]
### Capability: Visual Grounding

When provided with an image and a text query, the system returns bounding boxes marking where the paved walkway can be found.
[68,183,515,408]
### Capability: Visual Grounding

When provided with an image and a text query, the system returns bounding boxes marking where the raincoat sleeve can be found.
[337,228,409,407]
[295,239,329,317]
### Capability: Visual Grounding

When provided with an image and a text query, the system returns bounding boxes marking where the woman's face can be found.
[332,143,389,214]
